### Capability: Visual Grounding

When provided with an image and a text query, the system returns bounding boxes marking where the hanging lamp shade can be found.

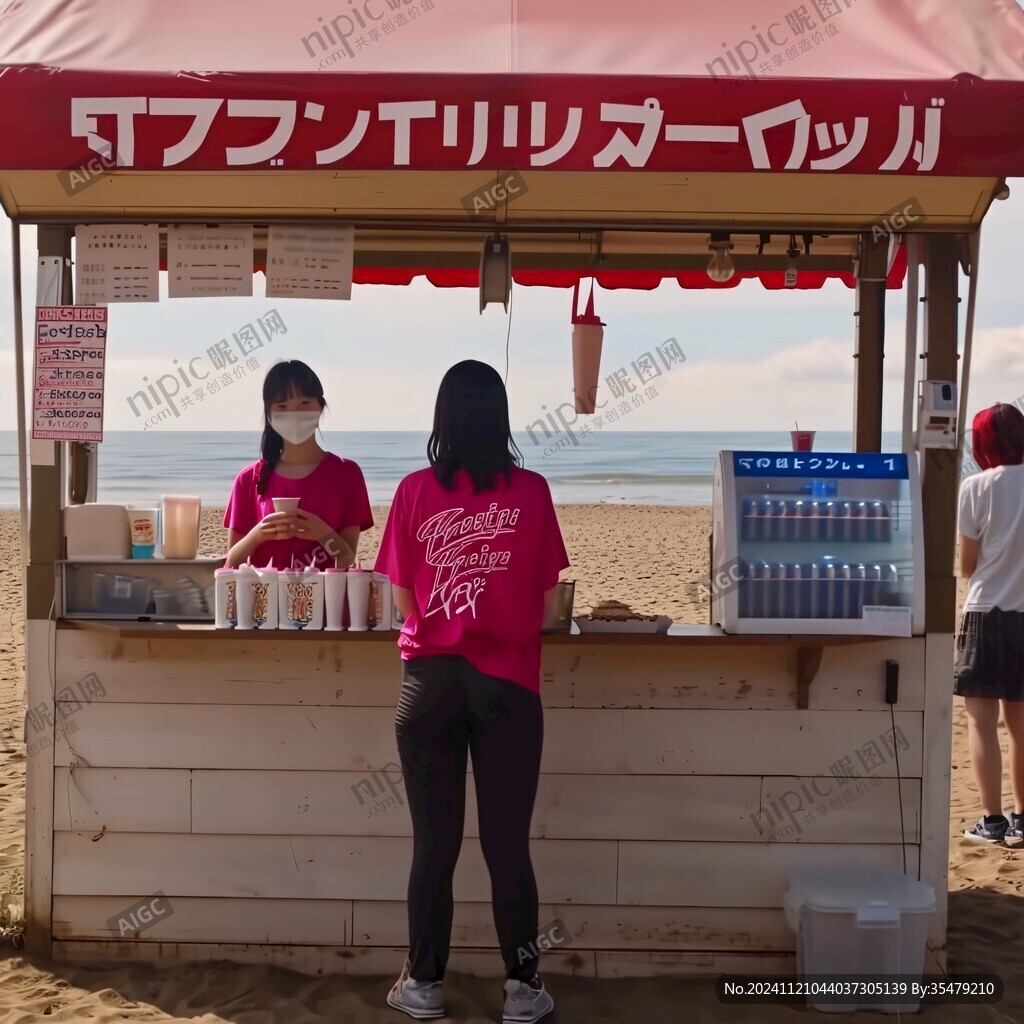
[479,235,511,313]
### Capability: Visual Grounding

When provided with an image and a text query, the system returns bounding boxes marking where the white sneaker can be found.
[386,960,445,1019]
[502,976,554,1023]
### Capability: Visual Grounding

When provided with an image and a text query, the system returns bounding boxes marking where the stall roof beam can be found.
[0,171,1002,236]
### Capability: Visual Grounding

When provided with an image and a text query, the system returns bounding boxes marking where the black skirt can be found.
[954,608,1024,700]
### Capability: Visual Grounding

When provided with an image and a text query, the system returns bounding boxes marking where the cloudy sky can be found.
[2,187,1023,436]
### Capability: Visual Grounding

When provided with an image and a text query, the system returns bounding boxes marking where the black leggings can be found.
[394,654,544,983]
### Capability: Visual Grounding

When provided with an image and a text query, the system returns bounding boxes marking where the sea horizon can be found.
[0,429,908,508]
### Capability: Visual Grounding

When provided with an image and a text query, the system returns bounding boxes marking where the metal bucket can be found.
[542,579,575,633]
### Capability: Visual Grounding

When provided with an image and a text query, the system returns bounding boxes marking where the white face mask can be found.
[270,410,321,445]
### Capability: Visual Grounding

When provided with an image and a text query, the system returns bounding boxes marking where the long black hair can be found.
[428,360,522,492]
[256,360,327,495]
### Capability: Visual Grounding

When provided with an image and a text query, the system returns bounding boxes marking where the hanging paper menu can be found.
[167,224,254,298]
[75,224,159,303]
[33,307,107,442]
[265,224,354,300]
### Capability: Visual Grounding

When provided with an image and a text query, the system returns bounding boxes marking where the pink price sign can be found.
[32,306,107,442]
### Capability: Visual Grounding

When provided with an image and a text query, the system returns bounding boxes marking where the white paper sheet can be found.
[266,224,354,300]
[861,605,913,637]
[167,224,254,298]
[75,224,159,303]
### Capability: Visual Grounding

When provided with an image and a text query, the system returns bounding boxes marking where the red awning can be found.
[0,0,1014,290]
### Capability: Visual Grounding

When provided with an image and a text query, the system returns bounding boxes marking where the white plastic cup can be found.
[235,565,258,629]
[324,568,348,631]
[370,573,393,630]
[252,567,278,629]
[128,508,159,558]
[214,568,239,629]
[272,497,300,514]
[305,569,325,630]
[279,569,324,630]
[346,568,371,631]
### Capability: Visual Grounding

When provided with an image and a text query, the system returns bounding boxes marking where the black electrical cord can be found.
[890,700,908,876]
[503,283,514,385]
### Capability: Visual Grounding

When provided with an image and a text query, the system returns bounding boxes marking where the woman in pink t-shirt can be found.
[376,360,569,1024]
[224,360,373,569]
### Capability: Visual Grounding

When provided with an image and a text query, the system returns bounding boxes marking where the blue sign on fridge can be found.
[731,452,909,479]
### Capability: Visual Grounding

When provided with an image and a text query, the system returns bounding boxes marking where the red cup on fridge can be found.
[790,430,815,452]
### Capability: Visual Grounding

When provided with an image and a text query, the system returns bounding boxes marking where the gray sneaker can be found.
[502,976,554,1024]
[1007,812,1024,848]
[386,960,445,1020]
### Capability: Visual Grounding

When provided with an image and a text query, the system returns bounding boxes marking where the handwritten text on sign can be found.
[33,307,107,442]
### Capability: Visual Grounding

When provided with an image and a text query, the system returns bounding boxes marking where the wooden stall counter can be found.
[44,615,945,978]
[56,618,891,709]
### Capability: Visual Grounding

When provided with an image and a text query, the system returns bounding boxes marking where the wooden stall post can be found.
[919,233,960,972]
[921,235,959,633]
[23,224,73,956]
[852,233,888,453]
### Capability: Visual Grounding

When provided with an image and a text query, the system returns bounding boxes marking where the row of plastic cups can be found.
[213,566,395,631]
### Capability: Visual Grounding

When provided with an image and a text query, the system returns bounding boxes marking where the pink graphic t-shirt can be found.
[224,453,373,569]
[374,466,570,692]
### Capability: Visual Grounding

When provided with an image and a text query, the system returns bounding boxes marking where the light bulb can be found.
[707,245,735,283]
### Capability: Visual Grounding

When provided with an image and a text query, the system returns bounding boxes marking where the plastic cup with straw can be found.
[791,419,815,452]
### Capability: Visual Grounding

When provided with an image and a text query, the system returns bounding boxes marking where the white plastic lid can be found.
[785,869,936,914]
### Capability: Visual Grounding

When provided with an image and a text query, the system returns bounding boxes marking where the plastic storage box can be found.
[783,868,935,1014]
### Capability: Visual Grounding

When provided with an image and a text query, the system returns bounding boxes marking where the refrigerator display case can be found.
[712,451,924,635]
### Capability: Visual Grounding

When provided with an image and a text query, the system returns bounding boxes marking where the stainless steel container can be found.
[542,579,575,632]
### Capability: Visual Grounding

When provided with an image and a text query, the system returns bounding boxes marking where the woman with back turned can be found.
[375,360,569,1023]
[956,402,1024,846]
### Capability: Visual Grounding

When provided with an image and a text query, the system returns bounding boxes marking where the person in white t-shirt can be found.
[956,403,1024,846]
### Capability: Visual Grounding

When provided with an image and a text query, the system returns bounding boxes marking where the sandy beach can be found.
[0,505,1021,1023]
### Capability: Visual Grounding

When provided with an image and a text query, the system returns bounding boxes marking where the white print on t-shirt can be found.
[417,503,520,619]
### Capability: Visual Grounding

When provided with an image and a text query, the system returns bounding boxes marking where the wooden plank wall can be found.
[50,630,932,976]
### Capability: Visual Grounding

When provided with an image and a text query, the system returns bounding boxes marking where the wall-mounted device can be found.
[916,379,957,448]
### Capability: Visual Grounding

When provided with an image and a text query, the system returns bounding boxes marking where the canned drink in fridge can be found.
[798,562,815,619]
[873,501,891,542]
[766,500,783,542]
[744,561,761,618]
[779,500,796,542]
[819,503,835,544]
[838,564,852,617]
[864,569,880,606]
[784,563,801,618]
[741,498,757,541]
[851,564,867,618]
[854,502,869,542]
[738,561,751,618]
[756,560,773,618]
[810,501,825,541]
[757,499,773,542]
[770,563,787,619]
[839,502,855,542]
[824,560,838,618]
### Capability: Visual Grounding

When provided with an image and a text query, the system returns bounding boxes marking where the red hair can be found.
[972,403,1024,470]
